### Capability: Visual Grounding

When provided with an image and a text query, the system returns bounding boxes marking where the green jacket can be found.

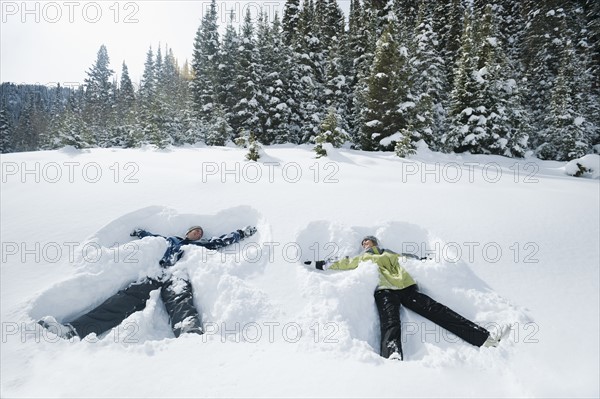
[328,246,416,291]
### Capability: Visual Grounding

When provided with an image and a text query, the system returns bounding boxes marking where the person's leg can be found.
[399,285,490,347]
[68,278,162,338]
[161,274,203,337]
[374,289,404,359]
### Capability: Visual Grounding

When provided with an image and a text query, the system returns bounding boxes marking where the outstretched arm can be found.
[305,255,361,271]
[191,226,257,250]
[130,229,165,239]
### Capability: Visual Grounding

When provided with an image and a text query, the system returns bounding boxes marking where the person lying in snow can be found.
[305,235,510,360]
[38,225,257,340]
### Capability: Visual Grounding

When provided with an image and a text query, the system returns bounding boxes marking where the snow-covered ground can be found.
[1,144,598,398]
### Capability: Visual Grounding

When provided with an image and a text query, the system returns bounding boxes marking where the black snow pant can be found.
[68,275,203,339]
[374,286,490,360]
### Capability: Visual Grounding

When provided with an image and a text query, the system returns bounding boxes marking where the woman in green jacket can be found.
[309,236,506,360]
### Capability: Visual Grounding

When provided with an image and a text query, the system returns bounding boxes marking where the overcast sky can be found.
[1,0,296,87]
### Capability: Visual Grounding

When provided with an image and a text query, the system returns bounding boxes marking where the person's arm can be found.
[305,255,362,271]
[190,226,257,250]
[328,255,362,270]
[130,229,165,239]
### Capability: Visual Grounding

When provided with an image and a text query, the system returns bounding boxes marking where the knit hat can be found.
[186,226,204,236]
[361,235,379,246]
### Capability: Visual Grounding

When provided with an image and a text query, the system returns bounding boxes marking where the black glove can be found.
[304,260,327,270]
[130,228,145,238]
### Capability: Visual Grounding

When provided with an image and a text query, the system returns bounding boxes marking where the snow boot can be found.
[483,323,512,347]
[38,316,78,340]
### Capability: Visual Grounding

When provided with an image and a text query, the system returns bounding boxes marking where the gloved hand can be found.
[130,228,145,238]
[304,259,334,270]
[237,226,257,239]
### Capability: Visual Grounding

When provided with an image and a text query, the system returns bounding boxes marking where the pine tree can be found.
[118,62,136,112]
[205,104,232,146]
[322,0,350,136]
[117,62,141,148]
[479,5,530,157]
[12,92,47,151]
[239,131,261,161]
[256,12,292,144]
[156,45,184,146]
[586,0,600,147]
[347,0,379,145]
[314,106,350,157]
[359,20,407,151]
[394,127,417,158]
[42,84,66,150]
[56,89,94,149]
[232,9,264,140]
[0,105,13,153]
[139,47,159,146]
[191,0,220,124]
[83,44,115,147]
[444,8,482,154]
[409,2,448,150]
[282,0,302,45]
[218,11,241,122]
[539,30,590,161]
[433,0,465,89]
[521,2,568,149]
[295,0,326,143]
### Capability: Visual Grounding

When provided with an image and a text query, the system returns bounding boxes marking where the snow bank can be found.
[564,154,600,179]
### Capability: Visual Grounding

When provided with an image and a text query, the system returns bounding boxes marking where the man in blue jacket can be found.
[39,225,256,340]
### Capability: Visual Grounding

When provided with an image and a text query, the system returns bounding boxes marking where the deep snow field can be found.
[1,143,598,398]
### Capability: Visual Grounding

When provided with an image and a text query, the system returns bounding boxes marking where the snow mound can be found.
[564,154,600,179]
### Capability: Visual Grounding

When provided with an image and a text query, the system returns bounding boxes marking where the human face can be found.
[362,239,375,250]
[186,228,203,241]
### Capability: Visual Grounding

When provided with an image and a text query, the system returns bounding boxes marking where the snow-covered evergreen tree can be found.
[394,127,417,158]
[409,2,448,151]
[314,106,350,157]
[256,12,292,144]
[55,89,94,149]
[41,84,66,150]
[138,47,160,147]
[0,105,13,153]
[322,0,350,137]
[205,104,232,146]
[521,2,568,150]
[586,0,600,147]
[359,19,409,151]
[538,32,590,161]
[295,0,326,143]
[118,62,136,112]
[474,4,530,157]
[433,0,465,89]
[191,0,220,124]
[12,92,47,151]
[156,46,184,146]
[232,9,265,140]
[236,131,262,161]
[347,0,382,147]
[83,44,115,147]
[116,62,142,148]
[444,8,483,154]
[282,0,301,45]
[218,11,241,124]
